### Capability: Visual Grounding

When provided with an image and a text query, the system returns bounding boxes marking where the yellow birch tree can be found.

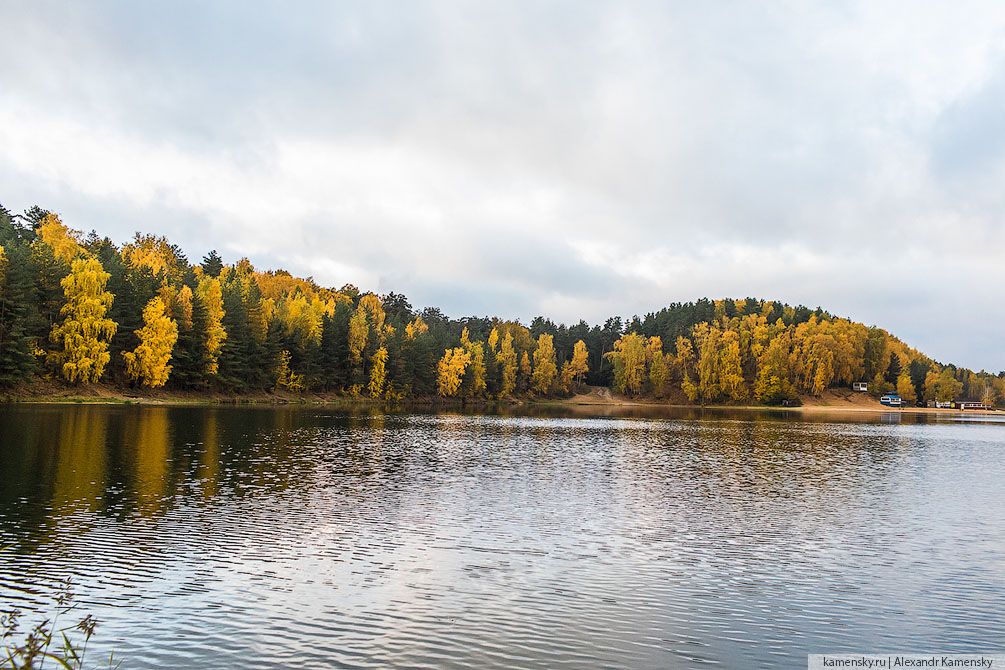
[718,329,747,401]
[405,316,428,340]
[50,257,117,383]
[122,296,179,388]
[497,332,518,398]
[460,329,487,398]
[368,346,388,398]
[611,332,646,395]
[676,336,699,401]
[196,277,227,374]
[896,373,917,405]
[531,333,557,394]
[693,322,721,403]
[519,350,532,388]
[567,340,589,388]
[36,214,85,263]
[437,347,471,397]
[648,337,669,398]
[348,305,368,362]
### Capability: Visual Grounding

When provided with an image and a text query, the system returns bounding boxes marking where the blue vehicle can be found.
[880,394,903,407]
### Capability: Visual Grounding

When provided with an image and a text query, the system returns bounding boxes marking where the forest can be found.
[2,203,1003,407]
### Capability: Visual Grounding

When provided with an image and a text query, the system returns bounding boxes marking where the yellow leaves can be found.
[693,322,721,403]
[234,258,255,275]
[255,269,324,302]
[122,296,179,388]
[276,291,328,345]
[497,332,518,398]
[649,350,669,398]
[348,306,368,362]
[405,316,428,340]
[359,293,386,333]
[464,338,486,397]
[672,304,893,405]
[531,334,557,394]
[718,329,747,401]
[36,214,85,263]
[934,368,963,403]
[789,315,865,389]
[753,369,795,405]
[520,351,532,380]
[453,327,486,396]
[348,294,392,363]
[368,346,388,398]
[175,285,194,331]
[488,327,499,352]
[559,340,589,392]
[50,257,118,383]
[122,234,178,278]
[645,335,670,396]
[196,277,227,375]
[275,350,306,392]
[896,373,917,405]
[607,332,647,395]
[791,327,836,396]
[570,339,589,379]
[675,336,695,379]
[437,347,470,397]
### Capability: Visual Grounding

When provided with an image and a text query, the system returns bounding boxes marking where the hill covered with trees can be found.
[1,203,1002,407]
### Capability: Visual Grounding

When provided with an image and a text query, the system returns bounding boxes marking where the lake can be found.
[1,404,1004,668]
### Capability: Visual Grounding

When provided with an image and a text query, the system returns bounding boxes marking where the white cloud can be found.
[2,1,1005,370]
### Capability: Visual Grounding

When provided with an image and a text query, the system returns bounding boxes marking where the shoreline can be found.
[543,399,1000,417]
[2,386,999,417]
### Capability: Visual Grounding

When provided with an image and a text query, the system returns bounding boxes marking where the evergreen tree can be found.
[217,273,254,391]
[320,304,352,392]
[201,250,224,277]
[885,352,902,385]
[0,242,38,385]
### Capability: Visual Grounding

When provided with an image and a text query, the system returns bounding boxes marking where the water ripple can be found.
[1,406,1004,668]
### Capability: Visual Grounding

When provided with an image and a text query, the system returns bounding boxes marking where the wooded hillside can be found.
[2,204,1002,406]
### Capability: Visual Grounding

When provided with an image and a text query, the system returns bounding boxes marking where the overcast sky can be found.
[2,1,1004,370]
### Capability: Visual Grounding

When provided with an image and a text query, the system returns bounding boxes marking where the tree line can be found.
[1,203,1002,406]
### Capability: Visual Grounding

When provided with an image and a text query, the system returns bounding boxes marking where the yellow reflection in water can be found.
[52,406,108,512]
[121,407,171,514]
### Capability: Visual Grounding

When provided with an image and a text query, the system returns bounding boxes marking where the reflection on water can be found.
[1,405,1004,669]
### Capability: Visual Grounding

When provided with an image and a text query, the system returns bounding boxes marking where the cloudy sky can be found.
[2,1,1004,370]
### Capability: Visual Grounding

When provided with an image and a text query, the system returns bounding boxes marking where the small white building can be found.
[853,381,868,392]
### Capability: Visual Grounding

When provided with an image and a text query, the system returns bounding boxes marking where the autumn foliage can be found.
[1,204,1002,407]
[122,296,179,387]
[49,257,117,383]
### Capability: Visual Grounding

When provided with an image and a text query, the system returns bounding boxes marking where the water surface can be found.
[1,405,1004,668]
